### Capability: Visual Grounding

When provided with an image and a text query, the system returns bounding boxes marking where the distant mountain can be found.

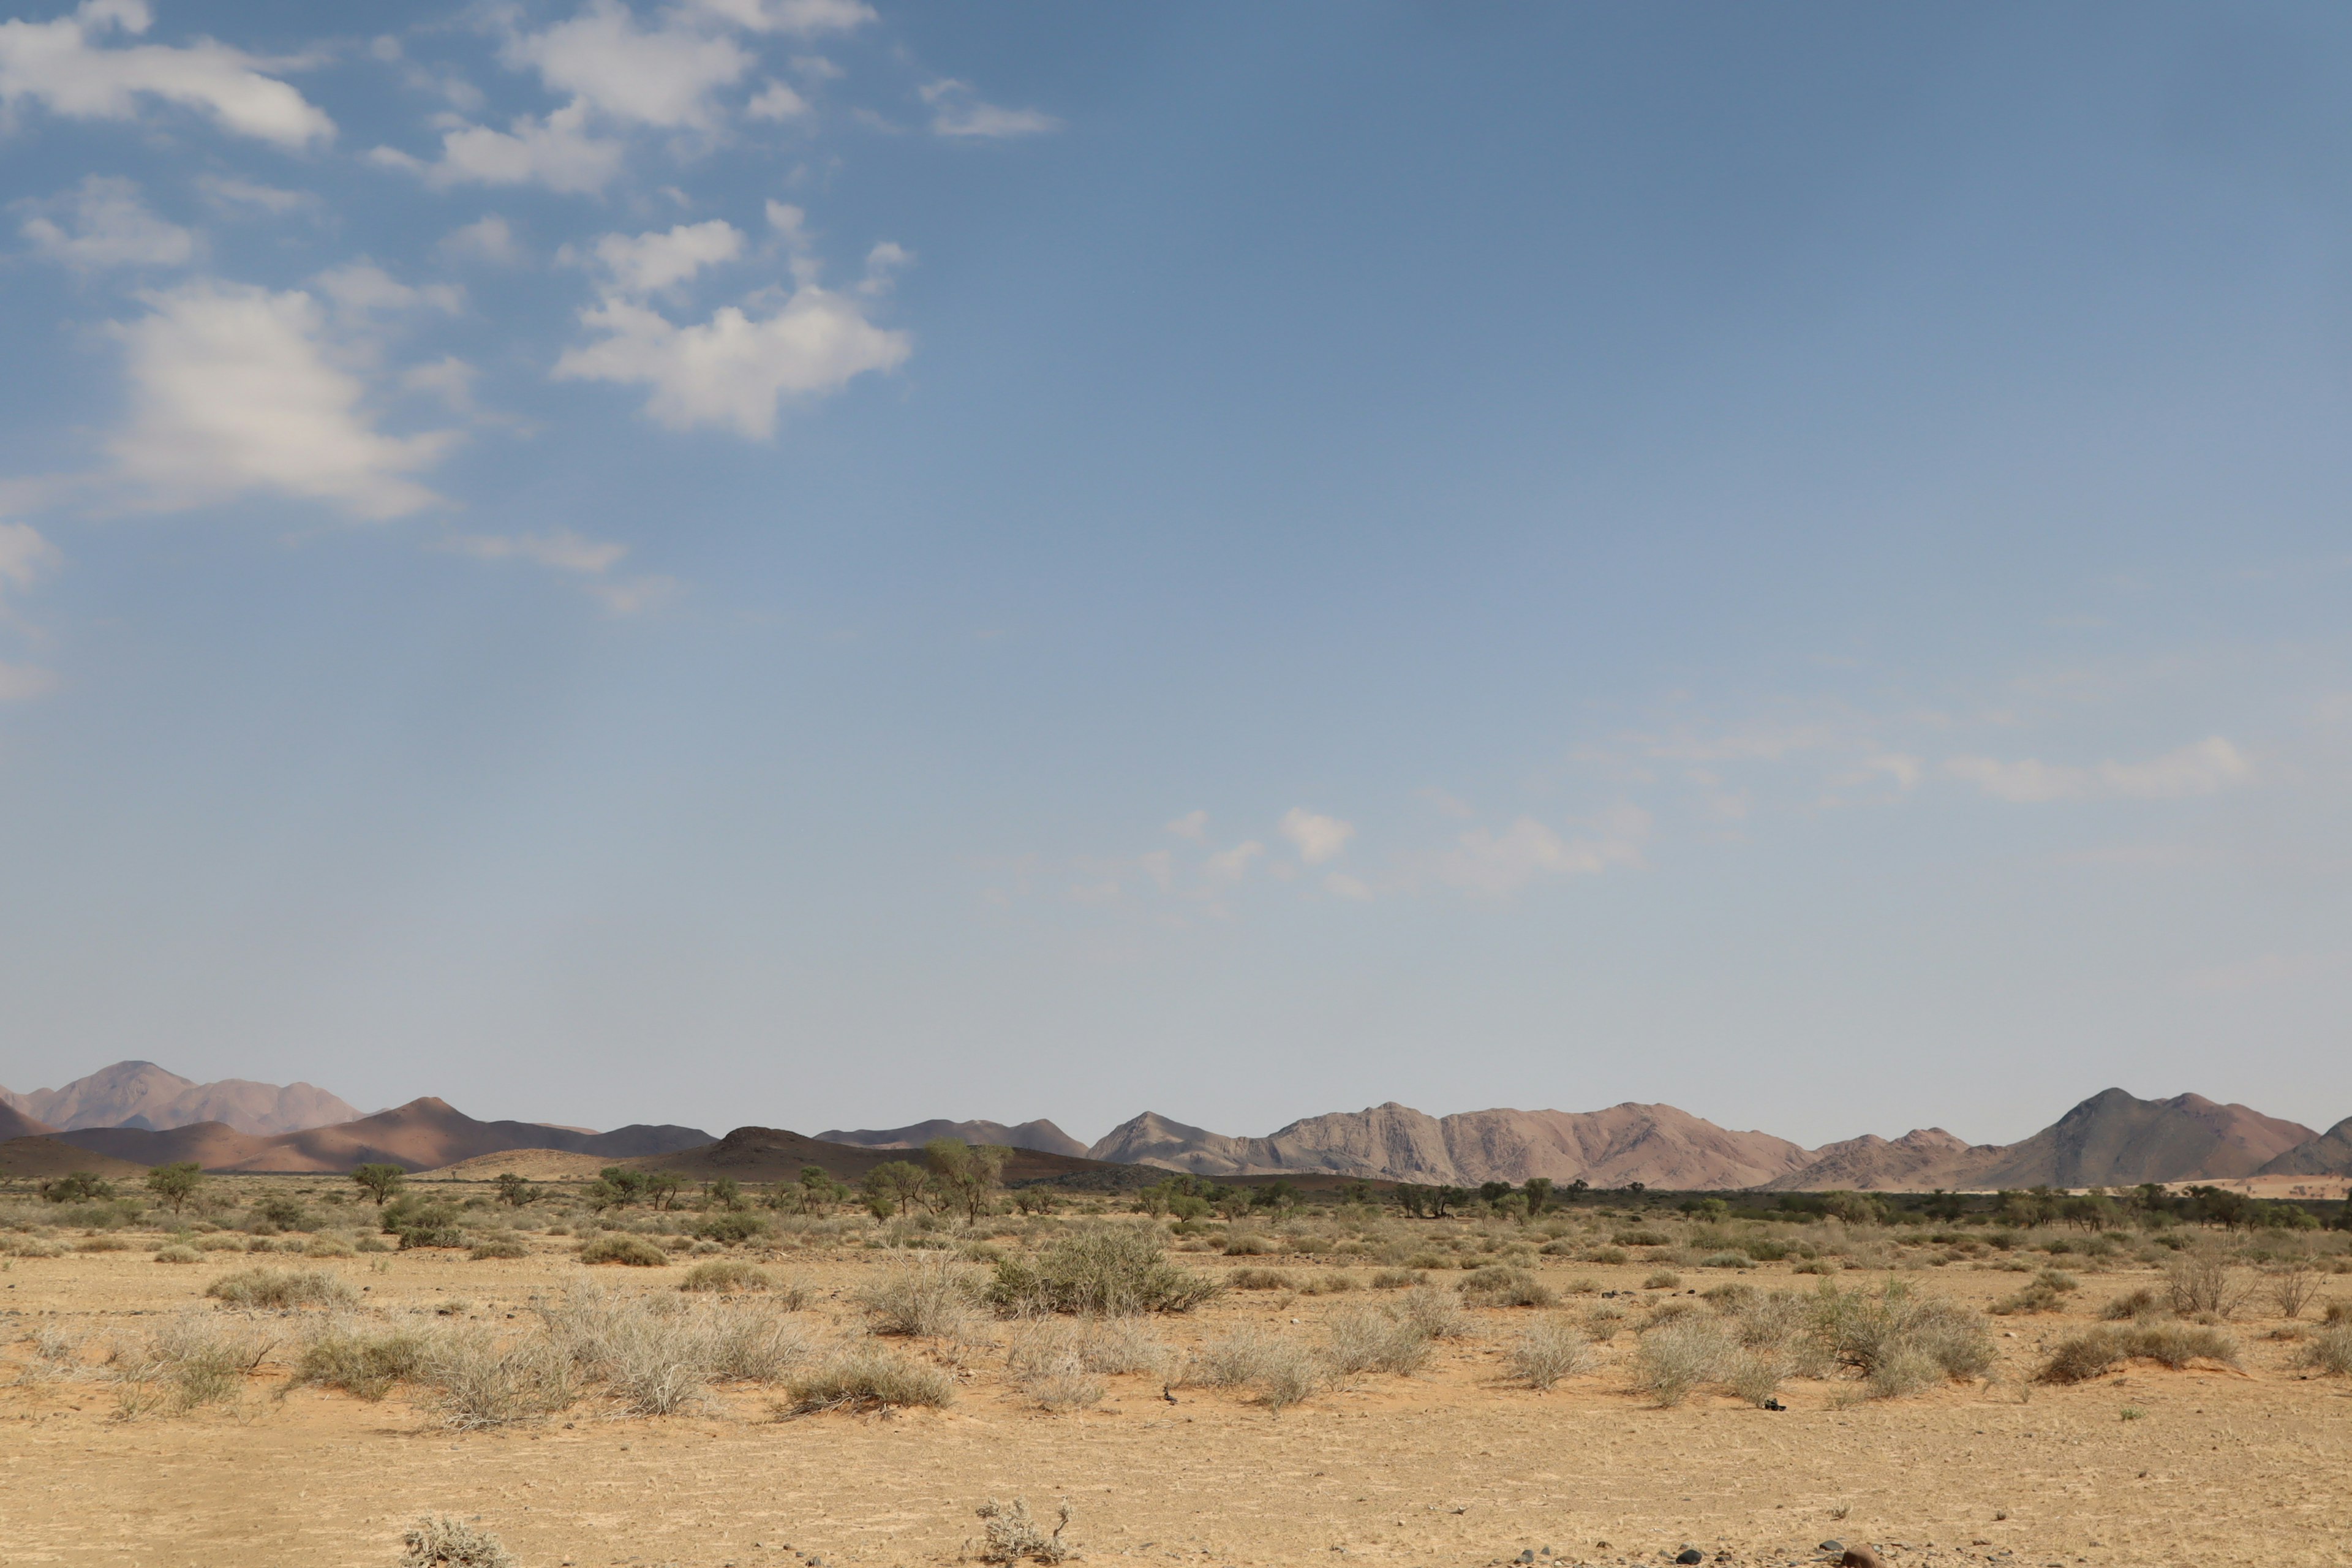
[2258,1117,2352,1177]
[1760,1128,1989,1191]
[1086,1101,1812,1189]
[0,1136,148,1180]
[817,1117,1090,1159]
[6,1061,361,1136]
[0,1099,56,1142]
[48,1096,713,1173]
[639,1125,1134,1186]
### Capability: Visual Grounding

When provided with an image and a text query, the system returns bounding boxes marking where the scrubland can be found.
[5,1175,2352,1567]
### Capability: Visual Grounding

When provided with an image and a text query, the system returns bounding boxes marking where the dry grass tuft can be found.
[783,1345,954,1414]
[400,1515,515,1568]
[2296,1324,2352,1377]
[2038,1324,2241,1384]
[859,1254,981,1337]
[1321,1305,1432,1378]
[1504,1316,1589,1391]
[203,1267,356,1310]
[578,1234,669,1267]
[976,1497,1073,1564]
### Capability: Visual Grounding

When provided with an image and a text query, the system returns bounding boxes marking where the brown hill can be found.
[1087,1101,1811,1189]
[816,1117,1090,1159]
[1763,1128,1992,1191]
[1974,1090,2314,1188]
[0,1136,149,1180]
[2256,1116,2352,1177]
[0,1100,56,1141]
[637,1126,1146,1188]
[50,1098,714,1174]
[10,1060,361,1135]
[413,1150,618,1181]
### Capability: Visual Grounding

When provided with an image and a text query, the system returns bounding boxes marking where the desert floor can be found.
[4,1239,2349,1568]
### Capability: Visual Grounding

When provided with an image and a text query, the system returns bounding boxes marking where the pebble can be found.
[1676,1550,1703,1565]
[1820,1544,1842,1555]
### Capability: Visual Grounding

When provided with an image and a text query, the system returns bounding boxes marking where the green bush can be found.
[1227,1267,1293,1291]
[153,1244,201,1265]
[2039,1324,2240,1383]
[695,1211,769,1245]
[1614,1229,1669,1247]
[579,1234,669,1266]
[468,1238,527,1261]
[292,1327,432,1400]
[986,1226,1220,1316]
[1459,1264,1555,1308]
[679,1259,772,1294]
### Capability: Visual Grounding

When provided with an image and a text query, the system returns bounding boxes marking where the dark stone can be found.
[1819,1542,1842,1553]
[1676,1551,1703,1564]
[1762,1398,1786,1411]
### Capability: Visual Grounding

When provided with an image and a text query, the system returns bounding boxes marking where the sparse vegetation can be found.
[291,1326,432,1400]
[2039,1324,2241,1383]
[987,1226,1219,1316]
[204,1266,357,1310]
[400,1515,515,1568]
[976,1498,1073,1565]
[1321,1305,1432,1377]
[578,1234,669,1267]
[1505,1316,1590,1390]
[859,1254,980,1336]
[783,1345,954,1413]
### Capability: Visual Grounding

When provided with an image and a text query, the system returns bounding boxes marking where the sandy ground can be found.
[3,1244,2349,1568]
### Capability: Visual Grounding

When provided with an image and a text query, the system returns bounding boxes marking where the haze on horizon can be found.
[1,1,2348,1152]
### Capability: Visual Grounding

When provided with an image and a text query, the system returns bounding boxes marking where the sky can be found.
[1,1,2350,1150]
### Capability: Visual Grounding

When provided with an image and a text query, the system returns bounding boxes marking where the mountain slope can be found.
[1975,1090,2315,1187]
[49,1098,714,1173]
[0,1101,57,1141]
[1763,1129,1992,1191]
[1087,1102,1812,1188]
[12,1061,362,1135]
[2257,1117,2352,1177]
[638,1126,1139,1186]
[817,1117,1090,1158]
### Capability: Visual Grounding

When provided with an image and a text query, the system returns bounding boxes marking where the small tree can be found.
[146,1161,203,1215]
[352,1164,408,1207]
[1523,1177,1553,1217]
[494,1172,536,1208]
[924,1138,1006,1223]
[703,1176,743,1212]
[586,1167,651,1212]
[646,1171,682,1212]
[862,1159,926,1219]
[39,1171,116,1204]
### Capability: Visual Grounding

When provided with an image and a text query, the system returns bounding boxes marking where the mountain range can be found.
[3,1059,2350,1189]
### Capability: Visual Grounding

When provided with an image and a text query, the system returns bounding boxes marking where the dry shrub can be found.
[2099,1287,2163,1322]
[1008,1318,1167,1381]
[1370,1268,1422,1289]
[579,1234,668,1267]
[421,1329,578,1429]
[204,1266,356,1310]
[2038,1324,2240,1384]
[1298,1272,1359,1295]
[701,1306,813,1384]
[783,1345,954,1413]
[2296,1324,2352,1376]
[109,1313,270,1418]
[1810,1280,1993,1394]
[1581,1303,1626,1341]
[1505,1316,1589,1391]
[1991,1268,2079,1316]
[304,1235,355,1258]
[1187,1326,1324,1411]
[1227,1267,1294,1291]
[1393,1283,1470,1340]
[989,1226,1219,1317]
[1723,1348,1785,1407]
[1221,1232,1275,1256]
[679,1259,772,1294]
[400,1516,515,1568]
[2270,1262,2323,1321]
[976,1498,1072,1565]
[1460,1265,1555,1308]
[1644,1270,1681,1290]
[153,1245,201,1265]
[1634,1314,1727,1406]
[468,1238,527,1261]
[1321,1306,1431,1377]
[76,1235,129,1253]
[859,1254,981,1337]
[291,1325,431,1400]
[2165,1252,2249,1319]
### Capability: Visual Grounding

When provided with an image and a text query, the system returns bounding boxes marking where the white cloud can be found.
[591,219,744,296]
[312,261,462,318]
[0,0,332,148]
[1324,872,1373,901]
[442,527,627,575]
[194,173,312,214]
[689,0,875,34]
[858,239,910,294]
[0,662,56,701]
[503,0,749,129]
[919,78,1058,138]
[585,574,680,615]
[373,101,625,195]
[20,175,194,268]
[554,276,908,439]
[1164,809,1209,843]
[107,281,456,519]
[0,521,59,598]
[745,79,810,120]
[1279,807,1355,865]
[1945,737,2251,803]
[1429,807,1649,896]
[439,214,523,265]
[1205,840,1264,881]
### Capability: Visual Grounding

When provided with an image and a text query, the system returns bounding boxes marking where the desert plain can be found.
[4,1174,2350,1568]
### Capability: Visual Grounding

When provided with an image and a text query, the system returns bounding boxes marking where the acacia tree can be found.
[924,1138,1007,1223]
[352,1164,407,1207]
[494,1172,536,1208]
[861,1159,926,1219]
[145,1161,203,1215]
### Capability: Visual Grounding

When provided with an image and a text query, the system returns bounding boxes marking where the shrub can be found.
[469,1238,527,1261]
[1321,1306,1431,1377]
[783,1346,954,1413]
[579,1234,669,1267]
[1298,1271,1359,1295]
[109,1313,268,1417]
[153,1245,200,1265]
[976,1498,1072,1566]
[987,1227,1219,1316]
[860,1255,980,1336]
[2100,1287,2163,1322]
[1586,1245,1629,1265]
[304,1235,355,1258]
[1460,1265,1555,1308]
[1187,1327,1324,1411]
[1222,1232,1275,1256]
[1724,1347,1785,1407]
[205,1267,356,1310]
[421,1329,578,1429]
[1991,1269,2080,1316]
[1370,1268,1421,1289]
[2296,1324,2352,1376]
[1643,1270,1681,1290]
[2038,1324,2241,1384]
[292,1327,432,1400]
[1227,1267,1293,1291]
[695,1211,769,1246]
[1008,1318,1167,1382]
[680,1259,772,1294]
[1615,1229,1668,1246]
[1505,1317,1589,1390]
[2270,1262,2323,1321]
[2166,1252,2249,1319]
[1698,1252,1754,1270]
[400,1516,515,1568]
[1393,1283,1471,1340]
[1634,1315,1728,1406]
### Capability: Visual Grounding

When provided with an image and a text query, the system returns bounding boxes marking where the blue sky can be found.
[1,1,2348,1148]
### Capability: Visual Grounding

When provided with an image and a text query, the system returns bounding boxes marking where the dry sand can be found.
[3,1241,2348,1568]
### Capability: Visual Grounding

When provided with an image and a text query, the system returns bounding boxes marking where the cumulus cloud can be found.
[194,173,312,214]
[688,0,875,34]
[1279,807,1355,865]
[1428,807,1649,896]
[372,101,625,195]
[590,219,744,296]
[1164,809,1209,843]
[919,78,1058,138]
[439,214,522,265]
[746,79,810,120]
[554,216,908,438]
[107,281,457,519]
[0,521,59,600]
[502,0,749,129]
[1944,737,2250,802]
[20,175,194,268]
[1205,840,1264,881]
[0,0,332,148]
[312,260,462,319]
